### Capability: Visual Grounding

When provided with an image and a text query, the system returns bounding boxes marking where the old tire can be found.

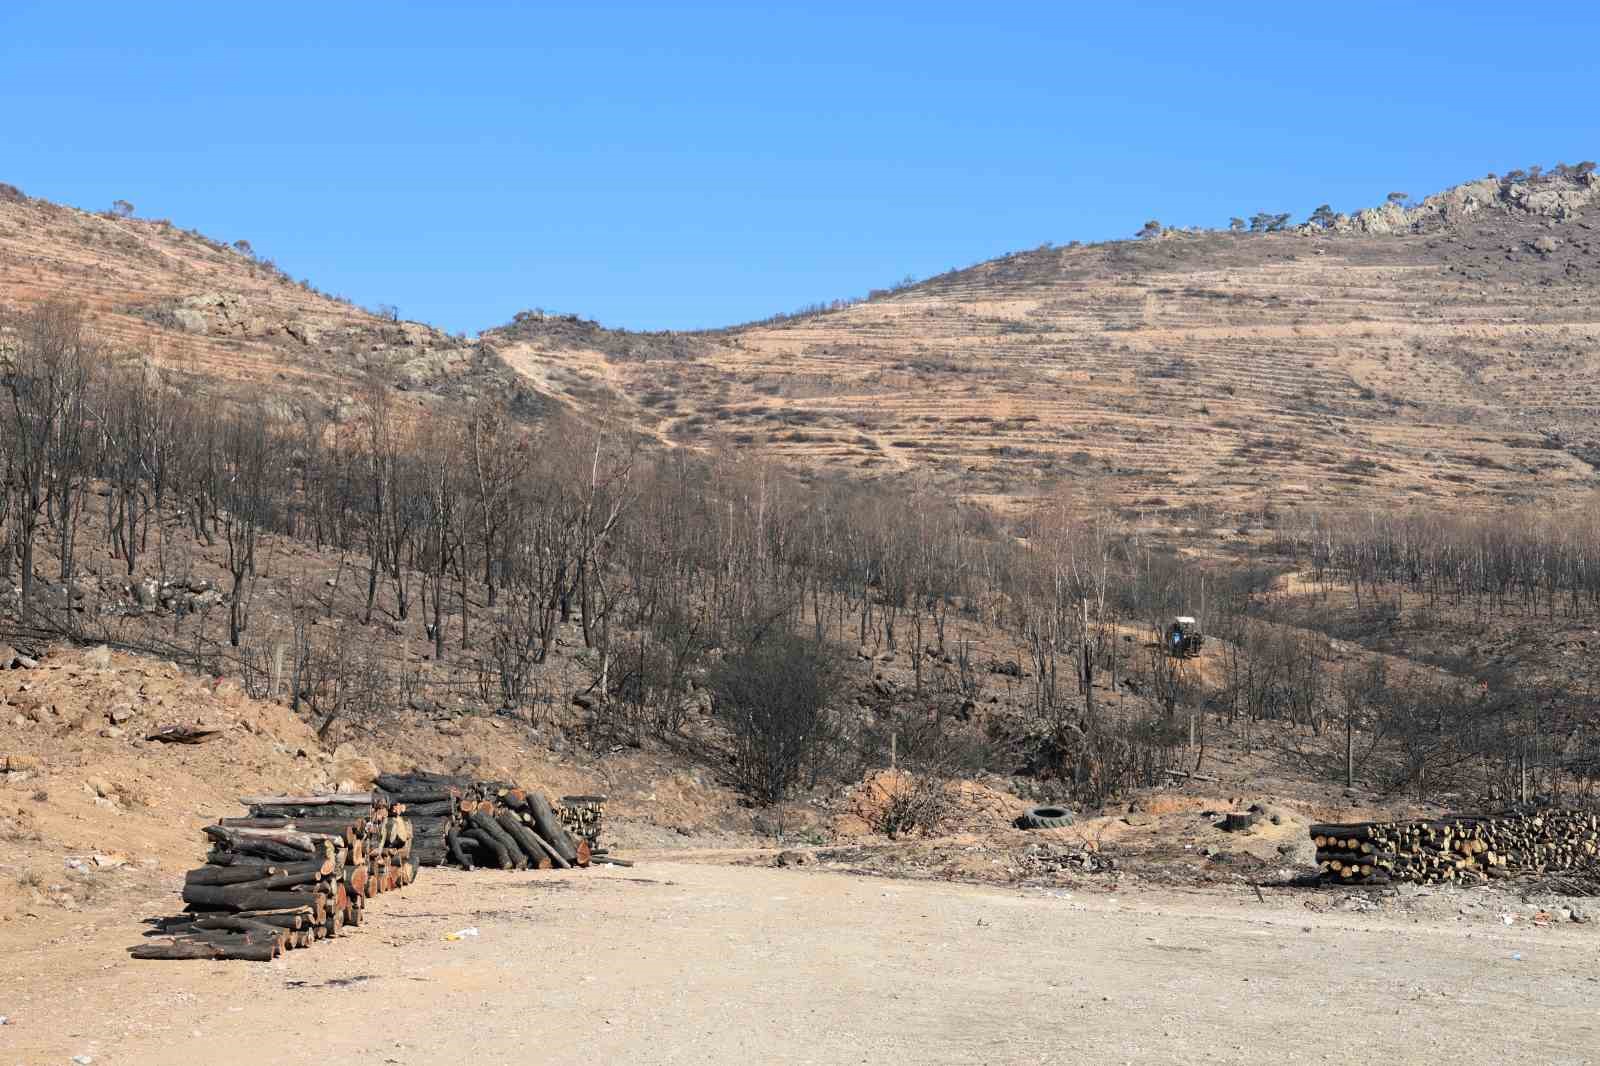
[1016,805,1075,830]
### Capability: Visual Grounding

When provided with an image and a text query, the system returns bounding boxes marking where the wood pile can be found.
[1310,810,1600,886]
[558,794,606,847]
[131,792,415,961]
[376,770,469,867]
[447,783,590,871]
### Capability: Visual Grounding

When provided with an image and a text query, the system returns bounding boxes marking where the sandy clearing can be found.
[3,860,1597,1065]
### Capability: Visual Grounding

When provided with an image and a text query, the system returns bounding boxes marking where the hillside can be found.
[7,170,1599,519]
[0,182,531,422]
[490,168,1600,515]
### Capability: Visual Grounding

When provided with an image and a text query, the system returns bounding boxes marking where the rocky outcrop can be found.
[1325,170,1599,236]
[173,291,268,336]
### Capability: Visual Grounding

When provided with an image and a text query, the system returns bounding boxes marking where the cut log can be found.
[461,828,514,870]
[468,808,528,869]
[185,859,332,886]
[517,823,570,869]
[496,810,555,870]
[181,883,328,920]
[230,908,311,929]
[239,793,384,807]
[130,939,277,961]
[524,791,580,864]
[202,825,319,855]
[445,829,475,870]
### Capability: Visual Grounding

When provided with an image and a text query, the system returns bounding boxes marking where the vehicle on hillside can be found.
[1166,616,1203,657]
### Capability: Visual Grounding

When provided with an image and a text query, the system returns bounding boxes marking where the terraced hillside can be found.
[6,171,1600,519]
[0,183,516,422]
[490,171,1600,516]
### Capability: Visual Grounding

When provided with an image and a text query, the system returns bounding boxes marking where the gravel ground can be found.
[4,857,1599,1065]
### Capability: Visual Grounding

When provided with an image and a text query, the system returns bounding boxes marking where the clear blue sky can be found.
[3,2,1595,334]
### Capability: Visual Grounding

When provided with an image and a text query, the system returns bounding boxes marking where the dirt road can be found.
[4,860,1597,1065]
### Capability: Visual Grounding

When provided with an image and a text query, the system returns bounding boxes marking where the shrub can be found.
[710,631,841,804]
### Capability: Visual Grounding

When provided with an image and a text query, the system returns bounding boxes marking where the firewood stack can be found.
[447,784,590,871]
[1311,810,1600,886]
[376,770,471,866]
[131,792,415,961]
[558,794,606,847]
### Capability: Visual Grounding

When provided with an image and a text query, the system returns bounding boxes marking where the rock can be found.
[98,727,124,739]
[85,776,116,799]
[1571,907,1591,925]
[3,754,42,772]
[0,644,16,668]
[185,576,211,593]
[1122,813,1153,827]
[13,654,37,669]
[108,705,135,724]
[171,307,209,333]
[83,644,112,670]
[284,320,317,346]
[774,850,812,868]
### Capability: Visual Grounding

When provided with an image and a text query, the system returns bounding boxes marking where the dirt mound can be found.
[0,644,329,927]
[832,770,1028,838]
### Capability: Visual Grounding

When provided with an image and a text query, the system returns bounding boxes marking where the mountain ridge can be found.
[5,165,1600,516]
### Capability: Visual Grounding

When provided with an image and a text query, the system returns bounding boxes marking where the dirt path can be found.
[3,861,1596,1065]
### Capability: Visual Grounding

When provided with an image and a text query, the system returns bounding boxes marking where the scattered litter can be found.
[444,927,479,941]
[1532,910,1552,927]
[1500,913,1516,926]
[0,1014,9,1025]
[72,1057,93,1065]
[1511,952,1523,961]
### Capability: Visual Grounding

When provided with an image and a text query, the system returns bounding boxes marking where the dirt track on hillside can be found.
[4,859,1597,1065]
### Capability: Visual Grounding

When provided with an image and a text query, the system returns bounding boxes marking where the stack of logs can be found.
[132,792,414,961]
[376,771,467,866]
[447,784,589,871]
[558,795,606,847]
[1311,810,1600,886]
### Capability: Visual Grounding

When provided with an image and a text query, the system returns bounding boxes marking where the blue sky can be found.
[2,2,1595,333]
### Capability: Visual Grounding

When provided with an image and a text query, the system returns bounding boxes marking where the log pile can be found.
[558,794,606,847]
[446,784,590,871]
[1310,810,1600,886]
[131,792,415,961]
[376,770,470,867]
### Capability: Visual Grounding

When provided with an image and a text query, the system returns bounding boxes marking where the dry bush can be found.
[710,632,842,804]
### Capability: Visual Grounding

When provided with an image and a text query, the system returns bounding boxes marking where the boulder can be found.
[171,307,209,334]
[330,744,379,789]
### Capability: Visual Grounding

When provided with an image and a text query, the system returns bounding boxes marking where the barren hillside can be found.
[0,183,530,422]
[491,169,1600,515]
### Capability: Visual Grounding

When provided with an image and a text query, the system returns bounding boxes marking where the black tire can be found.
[1016,805,1075,830]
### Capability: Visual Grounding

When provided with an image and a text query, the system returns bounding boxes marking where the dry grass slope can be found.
[490,172,1600,516]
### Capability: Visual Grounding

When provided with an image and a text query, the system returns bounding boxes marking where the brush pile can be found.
[131,792,415,961]
[1311,810,1600,886]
